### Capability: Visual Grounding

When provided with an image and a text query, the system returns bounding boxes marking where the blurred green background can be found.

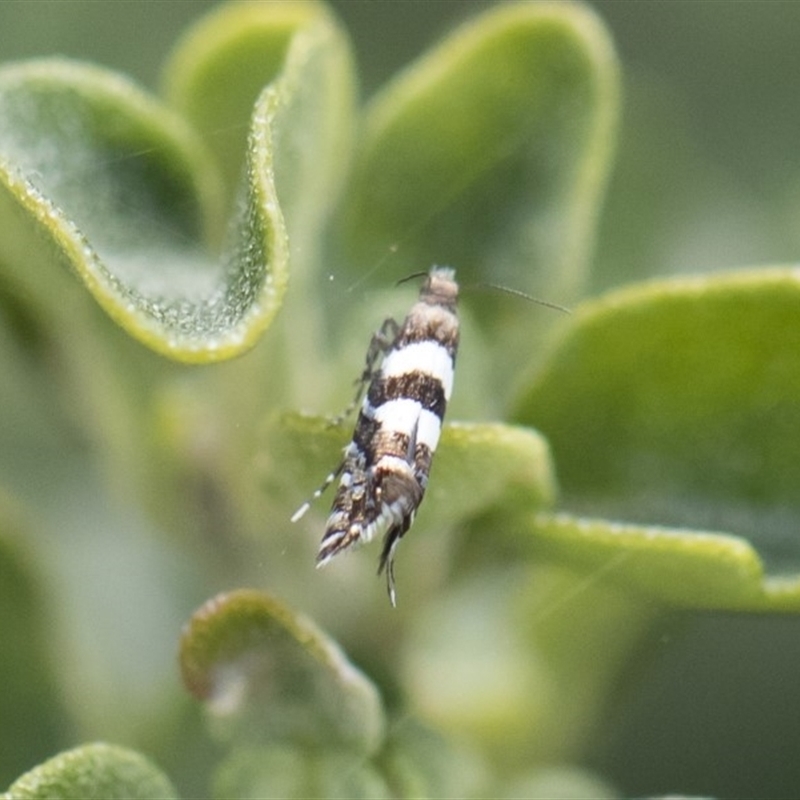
[2,2,800,797]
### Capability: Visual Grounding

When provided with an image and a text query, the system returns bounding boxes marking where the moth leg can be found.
[290,457,347,523]
[327,317,400,427]
[377,513,414,608]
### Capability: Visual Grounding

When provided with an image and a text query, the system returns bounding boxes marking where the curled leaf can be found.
[0,3,352,365]
[179,589,385,755]
[163,0,355,248]
[3,742,177,800]
[0,59,247,362]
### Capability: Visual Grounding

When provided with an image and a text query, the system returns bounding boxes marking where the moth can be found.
[292,266,459,605]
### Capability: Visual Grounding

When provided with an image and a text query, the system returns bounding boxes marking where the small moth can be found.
[292,266,459,605]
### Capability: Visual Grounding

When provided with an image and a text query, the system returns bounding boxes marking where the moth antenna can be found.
[395,270,429,287]
[474,282,571,314]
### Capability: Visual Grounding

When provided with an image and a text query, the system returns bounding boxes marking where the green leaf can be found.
[0,495,71,788]
[0,8,351,365]
[3,742,177,800]
[212,745,390,800]
[163,0,355,252]
[160,0,357,415]
[513,268,800,611]
[0,59,239,362]
[528,513,763,609]
[339,2,618,303]
[179,589,385,755]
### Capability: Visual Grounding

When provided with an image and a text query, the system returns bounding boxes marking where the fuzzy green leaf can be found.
[179,589,385,755]
[528,513,764,609]
[340,2,618,303]
[514,268,800,611]
[0,3,352,365]
[3,743,177,800]
[163,0,355,250]
[0,59,240,362]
